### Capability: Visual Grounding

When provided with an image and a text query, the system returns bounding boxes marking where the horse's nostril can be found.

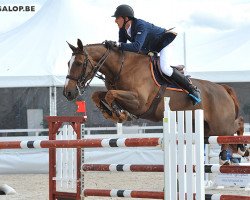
[65,91,76,101]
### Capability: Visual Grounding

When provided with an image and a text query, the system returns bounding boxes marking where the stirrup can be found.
[188,93,201,105]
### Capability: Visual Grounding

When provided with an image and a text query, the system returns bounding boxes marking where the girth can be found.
[138,86,165,119]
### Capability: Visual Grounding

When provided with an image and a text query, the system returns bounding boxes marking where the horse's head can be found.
[64,39,97,101]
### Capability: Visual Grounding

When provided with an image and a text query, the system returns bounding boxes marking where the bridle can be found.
[66,47,111,95]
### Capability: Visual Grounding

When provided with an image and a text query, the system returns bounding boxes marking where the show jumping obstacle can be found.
[1,98,250,199]
[83,189,164,199]
[1,135,250,149]
[0,138,162,149]
[204,136,250,144]
[82,164,250,174]
[47,116,85,200]
[83,189,250,200]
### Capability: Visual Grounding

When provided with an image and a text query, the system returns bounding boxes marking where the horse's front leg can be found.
[92,91,121,122]
[105,90,140,122]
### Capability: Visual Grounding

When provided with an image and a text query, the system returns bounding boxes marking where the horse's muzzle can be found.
[63,88,78,101]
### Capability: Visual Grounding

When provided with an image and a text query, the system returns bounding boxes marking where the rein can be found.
[79,48,111,94]
[66,47,111,95]
[67,45,125,95]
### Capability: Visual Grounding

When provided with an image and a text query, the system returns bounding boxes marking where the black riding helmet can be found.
[112,4,134,18]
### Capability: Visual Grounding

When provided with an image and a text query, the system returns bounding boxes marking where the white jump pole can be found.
[195,109,205,199]
[163,97,171,200]
[163,97,204,200]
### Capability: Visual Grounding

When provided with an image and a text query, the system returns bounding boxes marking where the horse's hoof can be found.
[127,115,133,121]
[231,162,240,166]
[219,159,231,165]
[102,112,120,123]
[114,110,121,117]
[119,115,128,122]
[103,112,123,123]
[123,110,133,121]
[117,112,128,122]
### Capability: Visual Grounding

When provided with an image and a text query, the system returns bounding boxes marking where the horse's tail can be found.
[221,84,239,119]
[235,116,244,136]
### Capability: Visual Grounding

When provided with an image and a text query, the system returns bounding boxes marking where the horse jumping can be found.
[63,39,243,163]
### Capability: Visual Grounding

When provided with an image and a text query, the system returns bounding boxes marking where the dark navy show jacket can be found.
[119,18,176,54]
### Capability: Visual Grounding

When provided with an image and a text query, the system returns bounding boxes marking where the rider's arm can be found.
[118,29,128,43]
[119,23,147,52]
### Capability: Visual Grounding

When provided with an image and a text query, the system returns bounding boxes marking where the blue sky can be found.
[0,0,249,35]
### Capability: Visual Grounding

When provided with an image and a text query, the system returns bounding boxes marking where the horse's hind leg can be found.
[219,144,232,165]
[217,117,244,165]
[204,117,236,165]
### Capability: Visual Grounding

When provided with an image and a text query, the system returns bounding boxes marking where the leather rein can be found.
[66,46,124,95]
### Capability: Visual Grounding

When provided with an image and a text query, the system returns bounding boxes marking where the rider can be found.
[107,4,201,105]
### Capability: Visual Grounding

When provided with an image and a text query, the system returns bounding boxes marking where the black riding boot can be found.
[170,68,201,105]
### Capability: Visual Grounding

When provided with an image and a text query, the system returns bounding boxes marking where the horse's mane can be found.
[84,43,103,47]
[84,43,150,59]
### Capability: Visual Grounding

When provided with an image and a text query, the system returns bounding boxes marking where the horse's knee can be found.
[91,92,98,100]
[105,90,116,104]
[92,91,106,106]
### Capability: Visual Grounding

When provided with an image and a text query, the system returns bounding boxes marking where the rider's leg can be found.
[171,68,201,105]
[160,46,201,105]
[159,46,173,76]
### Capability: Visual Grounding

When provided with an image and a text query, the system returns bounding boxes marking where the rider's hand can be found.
[104,40,119,49]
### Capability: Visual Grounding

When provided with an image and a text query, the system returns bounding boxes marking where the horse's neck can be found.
[106,52,151,84]
[88,46,151,82]
[88,47,124,79]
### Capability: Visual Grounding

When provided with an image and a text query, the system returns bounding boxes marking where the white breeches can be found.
[159,46,173,76]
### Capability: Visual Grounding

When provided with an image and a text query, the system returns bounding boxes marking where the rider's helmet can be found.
[112,4,134,18]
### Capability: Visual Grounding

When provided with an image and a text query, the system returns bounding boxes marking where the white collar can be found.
[126,24,132,37]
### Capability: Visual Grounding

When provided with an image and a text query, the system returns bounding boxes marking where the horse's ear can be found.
[77,39,83,51]
[67,41,77,52]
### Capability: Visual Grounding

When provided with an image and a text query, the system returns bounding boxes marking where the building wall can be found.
[0,87,49,130]
[0,83,249,133]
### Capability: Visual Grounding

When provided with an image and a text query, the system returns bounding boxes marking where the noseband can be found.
[66,47,111,95]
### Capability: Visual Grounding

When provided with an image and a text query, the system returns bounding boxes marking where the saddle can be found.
[139,54,185,118]
[149,53,187,89]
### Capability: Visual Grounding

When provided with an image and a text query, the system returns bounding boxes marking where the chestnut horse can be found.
[64,39,243,163]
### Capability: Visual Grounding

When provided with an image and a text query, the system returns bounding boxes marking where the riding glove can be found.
[104,40,120,49]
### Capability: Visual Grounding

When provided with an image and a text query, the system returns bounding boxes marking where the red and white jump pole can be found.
[83,189,250,200]
[82,164,250,174]
[0,137,162,149]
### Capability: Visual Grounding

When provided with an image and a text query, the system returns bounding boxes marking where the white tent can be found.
[0,0,108,88]
[187,25,250,82]
[0,0,249,88]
